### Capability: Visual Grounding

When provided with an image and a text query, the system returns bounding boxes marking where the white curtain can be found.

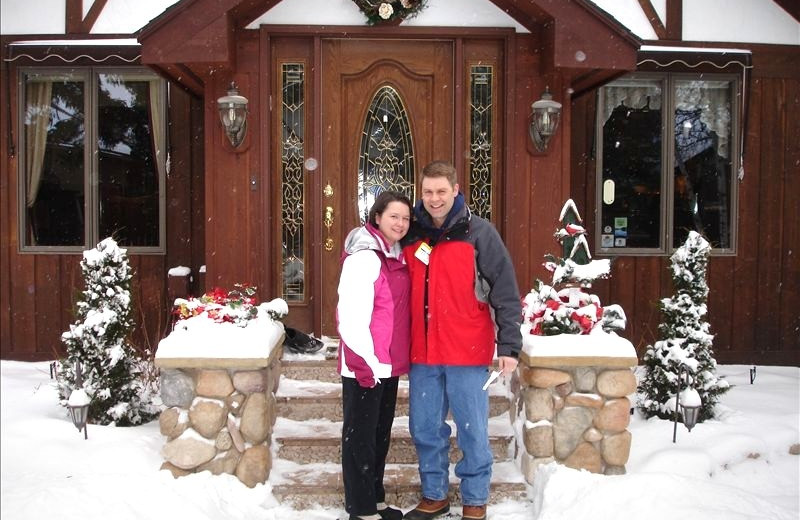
[602,80,731,160]
[148,80,166,180]
[24,81,52,207]
[601,84,663,126]
[675,80,731,160]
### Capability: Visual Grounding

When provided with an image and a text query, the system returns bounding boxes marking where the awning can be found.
[637,45,752,70]
[4,38,141,64]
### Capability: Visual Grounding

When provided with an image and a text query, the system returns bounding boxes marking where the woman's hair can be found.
[368,190,413,227]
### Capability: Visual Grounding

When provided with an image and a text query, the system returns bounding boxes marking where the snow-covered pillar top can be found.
[520,333,638,368]
[155,318,285,369]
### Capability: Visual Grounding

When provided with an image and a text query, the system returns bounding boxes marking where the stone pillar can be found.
[517,336,638,483]
[155,343,283,488]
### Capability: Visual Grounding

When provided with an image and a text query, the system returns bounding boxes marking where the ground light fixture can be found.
[672,363,701,443]
[67,361,91,440]
[217,82,249,148]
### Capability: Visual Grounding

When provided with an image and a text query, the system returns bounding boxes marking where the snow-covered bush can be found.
[522,199,626,336]
[57,238,159,426]
[638,231,730,422]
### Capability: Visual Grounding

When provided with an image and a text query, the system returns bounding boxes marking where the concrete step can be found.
[271,460,529,510]
[276,377,511,421]
[281,358,344,383]
[273,413,516,465]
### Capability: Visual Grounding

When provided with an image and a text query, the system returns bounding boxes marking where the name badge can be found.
[414,242,432,265]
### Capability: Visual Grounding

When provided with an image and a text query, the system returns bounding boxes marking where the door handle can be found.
[324,206,334,251]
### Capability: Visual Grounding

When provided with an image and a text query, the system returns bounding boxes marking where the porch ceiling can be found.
[136,0,640,95]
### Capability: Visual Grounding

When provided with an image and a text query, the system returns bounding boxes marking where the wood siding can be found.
[2,31,797,368]
[0,48,205,361]
[570,45,800,366]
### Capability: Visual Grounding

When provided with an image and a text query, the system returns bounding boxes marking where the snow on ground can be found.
[1,360,797,520]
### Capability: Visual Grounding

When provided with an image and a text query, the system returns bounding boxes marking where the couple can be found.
[336,160,522,520]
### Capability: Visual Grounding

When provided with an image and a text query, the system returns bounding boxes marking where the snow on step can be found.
[276,376,511,421]
[273,413,517,464]
[271,460,528,509]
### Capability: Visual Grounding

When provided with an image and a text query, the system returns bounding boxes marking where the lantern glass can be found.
[217,83,249,147]
[68,403,89,431]
[529,87,562,152]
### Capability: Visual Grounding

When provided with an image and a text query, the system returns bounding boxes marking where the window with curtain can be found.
[596,73,739,254]
[20,68,166,252]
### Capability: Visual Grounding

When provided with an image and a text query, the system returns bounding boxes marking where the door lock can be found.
[324,206,334,251]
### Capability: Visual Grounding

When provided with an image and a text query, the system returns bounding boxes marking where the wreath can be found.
[352,0,428,25]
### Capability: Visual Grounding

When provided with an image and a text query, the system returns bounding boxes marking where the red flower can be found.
[571,311,594,334]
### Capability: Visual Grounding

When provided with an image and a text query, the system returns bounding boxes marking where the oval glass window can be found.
[357,86,416,223]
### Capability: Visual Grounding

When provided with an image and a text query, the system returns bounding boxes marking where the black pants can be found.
[342,375,399,516]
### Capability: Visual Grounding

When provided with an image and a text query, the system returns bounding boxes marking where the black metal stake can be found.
[749,365,756,384]
[672,364,693,443]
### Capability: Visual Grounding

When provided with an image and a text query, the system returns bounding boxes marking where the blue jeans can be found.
[408,364,492,506]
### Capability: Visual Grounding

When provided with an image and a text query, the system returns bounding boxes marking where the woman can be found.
[337,190,412,520]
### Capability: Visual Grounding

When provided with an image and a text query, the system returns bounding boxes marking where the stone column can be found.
[155,343,283,488]
[516,336,638,483]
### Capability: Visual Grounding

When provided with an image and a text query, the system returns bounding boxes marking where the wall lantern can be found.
[529,86,562,152]
[217,82,249,148]
[672,363,701,443]
[67,360,91,440]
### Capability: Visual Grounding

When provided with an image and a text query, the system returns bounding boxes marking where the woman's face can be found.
[375,201,411,245]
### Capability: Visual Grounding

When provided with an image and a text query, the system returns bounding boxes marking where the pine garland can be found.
[352,0,428,25]
[638,231,730,422]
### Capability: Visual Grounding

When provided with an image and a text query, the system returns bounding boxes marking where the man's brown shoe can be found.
[402,497,450,520]
[461,504,486,520]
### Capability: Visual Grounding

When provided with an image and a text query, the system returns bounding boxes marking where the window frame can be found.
[595,71,740,256]
[17,66,167,254]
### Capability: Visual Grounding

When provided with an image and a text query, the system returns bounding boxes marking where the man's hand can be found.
[498,356,518,375]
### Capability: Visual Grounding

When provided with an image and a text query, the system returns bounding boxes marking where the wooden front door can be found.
[318,39,454,335]
[274,35,505,338]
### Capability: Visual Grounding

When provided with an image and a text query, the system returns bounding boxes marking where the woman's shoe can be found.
[377,505,403,520]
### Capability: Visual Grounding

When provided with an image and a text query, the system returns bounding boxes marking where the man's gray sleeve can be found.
[472,217,523,358]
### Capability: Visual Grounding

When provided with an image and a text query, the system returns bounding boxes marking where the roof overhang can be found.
[136,0,641,95]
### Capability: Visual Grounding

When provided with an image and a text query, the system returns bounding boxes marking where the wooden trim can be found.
[637,0,667,40]
[502,31,515,238]
[773,0,800,23]
[665,0,683,41]
[65,0,83,34]
[312,35,323,336]
[65,0,108,34]
[454,38,465,182]
[82,0,108,34]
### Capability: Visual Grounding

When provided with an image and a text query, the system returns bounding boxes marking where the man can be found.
[401,161,522,520]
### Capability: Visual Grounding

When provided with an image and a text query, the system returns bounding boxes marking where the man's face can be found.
[421,176,459,227]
